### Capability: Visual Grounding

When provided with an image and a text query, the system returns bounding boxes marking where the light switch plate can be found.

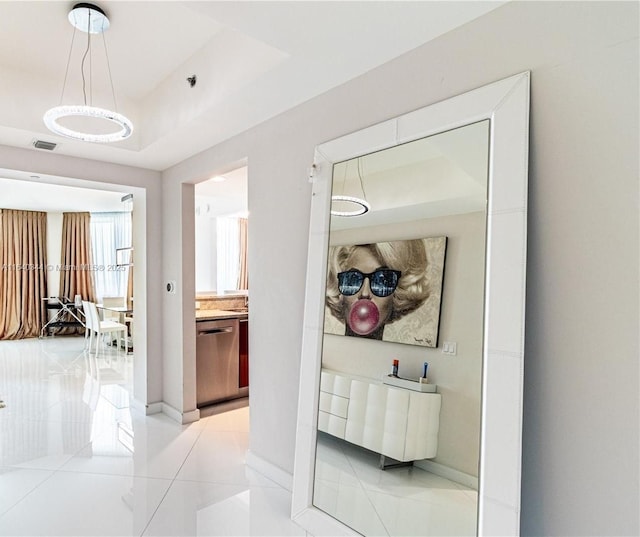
[442,341,457,355]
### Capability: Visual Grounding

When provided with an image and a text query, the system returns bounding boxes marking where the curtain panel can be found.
[237,218,248,290]
[0,209,48,339]
[58,212,95,335]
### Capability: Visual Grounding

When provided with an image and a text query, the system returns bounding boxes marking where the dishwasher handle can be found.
[198,327,234,336]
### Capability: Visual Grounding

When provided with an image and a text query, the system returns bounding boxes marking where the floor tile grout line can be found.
[138,410,226,537]
[338,440,391,537]
[138,476,177,537]
[139,409,261,536]
[0,466,58,520]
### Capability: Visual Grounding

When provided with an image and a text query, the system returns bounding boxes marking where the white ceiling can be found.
[0,1,506,173]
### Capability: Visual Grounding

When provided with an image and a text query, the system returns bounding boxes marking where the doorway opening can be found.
[194,165,249,417]
[0,169,150,408]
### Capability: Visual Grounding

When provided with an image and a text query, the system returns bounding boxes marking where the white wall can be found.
[162,2,638,534]
[323,211,485,477]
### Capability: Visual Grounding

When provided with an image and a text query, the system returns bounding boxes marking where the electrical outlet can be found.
[442,341,457,355]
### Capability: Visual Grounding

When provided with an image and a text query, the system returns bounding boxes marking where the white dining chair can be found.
[101,296,131,351]
[84,301,127,358]
[82,300,95,351]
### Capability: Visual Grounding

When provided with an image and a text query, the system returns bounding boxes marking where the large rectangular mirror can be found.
[293,72,530,536]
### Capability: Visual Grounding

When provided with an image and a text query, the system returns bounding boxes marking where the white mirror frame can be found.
[292,71,530,536]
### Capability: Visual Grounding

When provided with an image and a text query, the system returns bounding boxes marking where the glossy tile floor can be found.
[0,336,306,536]
[313,432,478,536]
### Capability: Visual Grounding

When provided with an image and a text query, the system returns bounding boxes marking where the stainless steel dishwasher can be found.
[196,318,240,407]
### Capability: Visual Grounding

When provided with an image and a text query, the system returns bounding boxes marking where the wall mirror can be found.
[292,72,530,536]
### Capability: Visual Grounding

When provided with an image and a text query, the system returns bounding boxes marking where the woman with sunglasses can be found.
[325,240,430,340]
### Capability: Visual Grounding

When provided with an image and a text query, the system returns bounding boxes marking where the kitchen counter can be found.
[196,292,248,299]
[196,309,248,321]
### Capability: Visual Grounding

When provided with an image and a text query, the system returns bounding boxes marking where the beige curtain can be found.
[237,218,248,290]
[58,212,95,334]
[0,209,48,339]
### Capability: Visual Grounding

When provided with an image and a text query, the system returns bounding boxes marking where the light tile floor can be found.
[313,432,478,536]
[0,336,306,537]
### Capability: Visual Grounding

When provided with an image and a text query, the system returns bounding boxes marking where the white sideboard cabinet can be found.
[318,369,442,462]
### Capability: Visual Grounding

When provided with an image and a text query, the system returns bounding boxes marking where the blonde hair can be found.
[326,239,430,323]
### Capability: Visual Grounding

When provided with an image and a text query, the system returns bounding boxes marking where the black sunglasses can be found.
[337,269,402,298]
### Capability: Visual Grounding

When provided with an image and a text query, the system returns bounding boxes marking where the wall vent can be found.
[33,140,57,151]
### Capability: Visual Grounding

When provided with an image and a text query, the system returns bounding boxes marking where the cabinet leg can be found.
[379,454,413,470]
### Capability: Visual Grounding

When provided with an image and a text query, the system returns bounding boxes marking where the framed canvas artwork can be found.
[324,236,447,347]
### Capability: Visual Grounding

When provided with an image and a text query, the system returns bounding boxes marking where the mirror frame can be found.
[292,72,530,536]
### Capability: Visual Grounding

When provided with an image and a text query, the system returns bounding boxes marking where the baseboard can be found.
[414,459,478,490]
[145,402,163,415]
[130,398,162,415]
[245,450,293,491]
[161,402,200,424]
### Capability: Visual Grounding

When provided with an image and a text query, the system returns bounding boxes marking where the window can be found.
[90,212,132,301]
[216,217,240,292]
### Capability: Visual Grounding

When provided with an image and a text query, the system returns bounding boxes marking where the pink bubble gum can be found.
[348,299,380,335]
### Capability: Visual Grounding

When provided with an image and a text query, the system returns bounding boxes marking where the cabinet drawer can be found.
[319,391,349,418]
[320,371,351,398]
[318,410,347,439]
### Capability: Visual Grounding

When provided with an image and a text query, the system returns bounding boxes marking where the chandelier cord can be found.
[89,15,93,106]
[80,8,92,106]
[102,32,118,112]
[59,26,77,105]
[340,161,348,197]
[357,158,369,200]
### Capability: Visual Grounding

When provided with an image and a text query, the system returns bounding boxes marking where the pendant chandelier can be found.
[331,157,371,217]
[43,3,133,143]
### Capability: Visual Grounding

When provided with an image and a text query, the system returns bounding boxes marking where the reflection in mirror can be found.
[312,121,490,536]
[195,167,248,295]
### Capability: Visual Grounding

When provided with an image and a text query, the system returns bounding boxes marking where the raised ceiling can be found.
[0,1,505,172]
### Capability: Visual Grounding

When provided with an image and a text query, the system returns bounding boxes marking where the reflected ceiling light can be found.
[331,158,371,217]
[43,3,133,143]
[211,176,227,183]
[330,195,371,217]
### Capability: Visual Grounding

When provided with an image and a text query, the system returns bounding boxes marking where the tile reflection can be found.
[0,337,132,470]
[0,337,301,536]
[313,432,477,536]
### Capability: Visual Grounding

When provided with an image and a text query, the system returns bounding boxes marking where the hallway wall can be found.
[162,2,638,534]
